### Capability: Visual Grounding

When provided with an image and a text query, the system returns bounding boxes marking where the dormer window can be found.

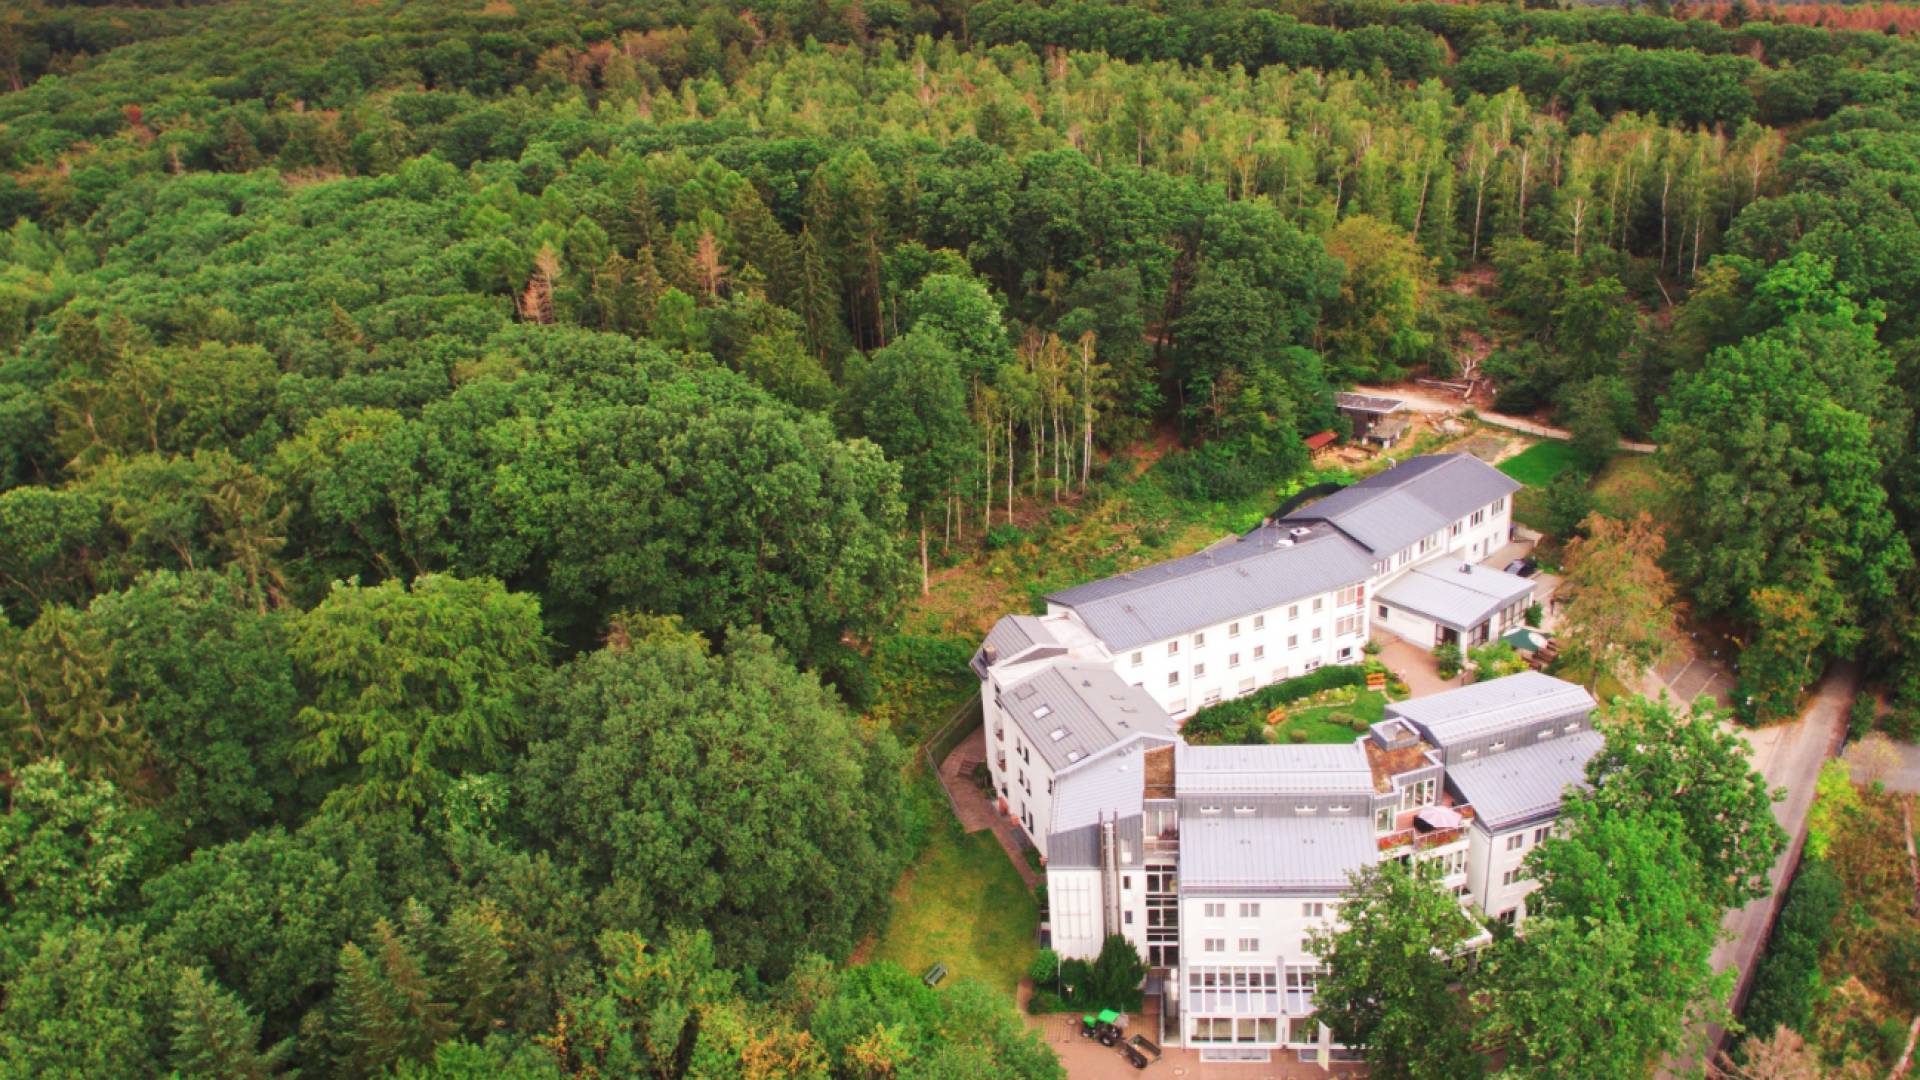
[1048,726,1068,742]
[1233,804,1255,816]
[1200,804,1222,816]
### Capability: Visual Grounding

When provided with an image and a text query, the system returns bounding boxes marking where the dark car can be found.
[1503,558,1538,578]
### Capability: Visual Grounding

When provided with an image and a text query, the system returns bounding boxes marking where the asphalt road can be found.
[1663,662,1857,1076]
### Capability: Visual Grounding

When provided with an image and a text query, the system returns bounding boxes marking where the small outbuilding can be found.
[1335,391,1407,444]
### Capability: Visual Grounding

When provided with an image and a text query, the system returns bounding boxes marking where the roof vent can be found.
[1049,727,1069,741]
[1276,538,1294,548]
[1067,749,1086,763]
[1289,527,1311,539]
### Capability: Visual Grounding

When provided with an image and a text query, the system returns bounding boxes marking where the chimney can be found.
[983,644,999,662]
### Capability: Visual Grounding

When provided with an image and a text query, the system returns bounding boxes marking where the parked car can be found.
[1503,557,1538,578]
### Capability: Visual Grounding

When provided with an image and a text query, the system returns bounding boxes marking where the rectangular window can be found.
[1335,613,1363,637]
[1205,938,1225,953]
[1238,938,1260,953]
[1131,651,1143,667]
[1193,631,1206,648]
[1311,628,1323,643]
[1254,615,1266,630]
[1377,604,1389,620]
[1494,496,1506,513]
[1499,908,1518,925]
[1202,688,1221,706]
[1200,804,1222,816]
[1295,804,1317,815]
[1232,803,1255,816]
[1228,652,1241,669]
[1204,902,1226,918]
[1451,522,1463,537]
[1168,641,1180,656]
[1229,622,1240,638]
[1506,834,1525,851]
[1376,806,1395,832]
[1168,671,1181,686]
[1193,662,1206,678]
[1302,902,1325,918]
[1287,634,1298,649]
[1533,826,1552,844]
[1312,598,1324,612]
[1472,509,1486,526]
[1288,604,1299,620]
[1502,869,1522,886]
[1253,645,1266,660]
[1238,678,1255,694]
[1239,902,1261,918]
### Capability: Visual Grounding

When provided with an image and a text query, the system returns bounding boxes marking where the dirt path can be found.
[1349,383,1658,454]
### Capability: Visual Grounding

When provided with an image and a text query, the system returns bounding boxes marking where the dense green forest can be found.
[2,0,1919,1075]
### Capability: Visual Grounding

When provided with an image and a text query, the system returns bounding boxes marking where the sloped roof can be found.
[1335,392,1406,414]
[1175,743,1375,797]
[1385,671,1595,748]
[1280,454,1521,558]
[1182,814,1377,890]
[1052,739,1162,833]
[970,614,1064,676]
[1446,729,1604,829]
[1376,560,1535,630]
[1044,525,1373,651]
[1001,663,1176,771]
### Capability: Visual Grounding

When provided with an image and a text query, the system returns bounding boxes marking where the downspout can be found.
[1100,814,1122,939]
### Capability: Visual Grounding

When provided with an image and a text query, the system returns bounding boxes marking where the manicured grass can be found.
[1498,441,1578,488]
[874,799,1038,997]
[1284,689,1391,742]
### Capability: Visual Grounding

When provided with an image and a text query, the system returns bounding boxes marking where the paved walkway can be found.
[1663,662,1857,1076]
[939,727,1041,889]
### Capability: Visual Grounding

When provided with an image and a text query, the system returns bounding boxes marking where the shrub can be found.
[1350,715,1372,732]
[1362,639,1382,656]
[1087,935,1147,1012]
[1524,603,1543,628]
[985,523,1027,551]
[1058,958,1092,1003]
[1028,948,1060,985]
[1435,642,1463,679]
[1848,695,1877,742]
[1027,990,1067,1014]
[1183,665,1369,743]
[1288,728,1310,743]
[1739,857,1842,1046]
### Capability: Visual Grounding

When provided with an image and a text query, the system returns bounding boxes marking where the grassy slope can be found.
[872,778,1040,995]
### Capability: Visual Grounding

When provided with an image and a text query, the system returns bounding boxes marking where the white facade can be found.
[1076,582,1370,721]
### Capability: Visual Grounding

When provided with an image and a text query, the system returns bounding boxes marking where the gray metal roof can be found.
[1280,454,1521,558]
[1047,814,1143,870]
[1175,744,1375,797]
[1446,729,1604,829]
[1376,560,1535,630]
[1052,738,1166,833]
[1335,392,1406,414]
[1181,813,1377,890]
[971,614,1064,676]
[1385,672,1596,748]
[1002,663,1176,771]
[1044,525,1374,651]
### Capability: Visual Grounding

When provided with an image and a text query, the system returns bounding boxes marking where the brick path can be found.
[939,727,1042,889]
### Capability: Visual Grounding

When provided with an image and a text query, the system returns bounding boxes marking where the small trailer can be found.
[1121,1034,1162,1070]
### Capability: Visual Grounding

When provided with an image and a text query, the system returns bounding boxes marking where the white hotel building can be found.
[971,455,1598,1063]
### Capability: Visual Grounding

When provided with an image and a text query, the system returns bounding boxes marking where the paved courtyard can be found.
[1020,983,1364,1080]
[939,726,1041,889]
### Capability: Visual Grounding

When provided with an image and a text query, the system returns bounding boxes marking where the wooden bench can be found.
[922,963,948,987]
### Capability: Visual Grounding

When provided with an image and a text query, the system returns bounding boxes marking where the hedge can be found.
[1738,857,1842,1052]
[1181,665,1369,742]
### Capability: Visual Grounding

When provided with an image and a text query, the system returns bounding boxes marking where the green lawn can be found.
[1283,689,1391,742]
[1498,441,1578,487]
[873,796,1038,997]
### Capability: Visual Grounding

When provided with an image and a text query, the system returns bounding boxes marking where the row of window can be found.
[1196,802,1354,817]
[1189,1017,1282,1044]
[1200,937,1265,954]
[1504,824,1554,852]
[1194,901,1334,920]
[1457,720,1584,760]
[1139,597,1353,664]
